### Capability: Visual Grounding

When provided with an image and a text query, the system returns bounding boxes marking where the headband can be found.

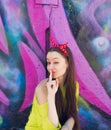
[50,37,69,56]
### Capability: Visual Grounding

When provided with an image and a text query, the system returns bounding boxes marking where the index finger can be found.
[49,71,52,81]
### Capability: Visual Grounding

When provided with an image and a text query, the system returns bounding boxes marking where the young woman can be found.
[25,38,80,130]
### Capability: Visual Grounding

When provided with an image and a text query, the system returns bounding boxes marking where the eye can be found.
[54,62,59,64]
[47,62,50,65]
[47,62,51,65]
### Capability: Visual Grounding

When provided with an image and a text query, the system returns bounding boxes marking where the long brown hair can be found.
[47,46,80,130]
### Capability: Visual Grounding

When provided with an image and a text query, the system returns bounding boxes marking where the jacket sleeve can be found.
[43,117,61,130]
[75,81,79,111]
[75,81,79,101]
[25,95,41,130]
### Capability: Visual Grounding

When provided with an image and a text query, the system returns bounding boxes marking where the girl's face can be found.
[47,51,68,80]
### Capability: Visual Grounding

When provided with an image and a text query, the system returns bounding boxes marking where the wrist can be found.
[47,95,55,102]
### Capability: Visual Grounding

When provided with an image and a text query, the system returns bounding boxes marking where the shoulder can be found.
[36,78,47,89]
[35,78,48,94]
[34,78,48,104]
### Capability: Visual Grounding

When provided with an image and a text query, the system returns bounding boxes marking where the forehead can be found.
[47,51,65,60]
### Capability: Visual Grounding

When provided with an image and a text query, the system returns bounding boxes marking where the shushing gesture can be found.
[46,71,59,99]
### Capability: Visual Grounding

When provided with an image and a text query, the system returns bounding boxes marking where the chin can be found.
[52,74,56,78]
[54,76,60,79]
[52,75,56,79]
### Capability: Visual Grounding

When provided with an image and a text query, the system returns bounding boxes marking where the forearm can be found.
[62,117,75,130]
[48,97,59,127]
[46,72,59,128]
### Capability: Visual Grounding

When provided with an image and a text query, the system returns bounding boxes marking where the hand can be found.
[46,71,59,99]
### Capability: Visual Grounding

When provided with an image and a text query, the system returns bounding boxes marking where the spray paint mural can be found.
[0,0,111,129]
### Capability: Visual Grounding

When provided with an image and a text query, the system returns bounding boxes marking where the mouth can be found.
[0,89,10,106]
[52,72,56,78]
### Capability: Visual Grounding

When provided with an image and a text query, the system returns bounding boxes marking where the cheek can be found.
[47,66,49,72]
[59,65,67,73]
[63,68,67,73]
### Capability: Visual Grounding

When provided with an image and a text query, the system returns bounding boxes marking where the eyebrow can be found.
[47,57,59,60]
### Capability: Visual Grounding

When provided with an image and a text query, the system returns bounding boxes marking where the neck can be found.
[58,76,66,88]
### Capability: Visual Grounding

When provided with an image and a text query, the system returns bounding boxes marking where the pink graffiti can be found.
[0,89,9,106]
[24,0,111,114]
[0,16,9,54]
[0,15,10,107]
[18,42,45,111]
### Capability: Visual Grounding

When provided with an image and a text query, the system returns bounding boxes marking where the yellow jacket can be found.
[25,82,79,130]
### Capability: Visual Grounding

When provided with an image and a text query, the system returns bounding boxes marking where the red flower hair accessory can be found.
[50,37,69,56]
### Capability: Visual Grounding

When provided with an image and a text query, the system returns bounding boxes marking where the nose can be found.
[48,63,54,71]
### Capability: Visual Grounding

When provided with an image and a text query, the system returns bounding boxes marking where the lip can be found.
[0,89,10,106]
[52,72,56,77]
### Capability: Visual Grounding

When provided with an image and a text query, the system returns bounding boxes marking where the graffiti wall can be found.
[0,0,111,129]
